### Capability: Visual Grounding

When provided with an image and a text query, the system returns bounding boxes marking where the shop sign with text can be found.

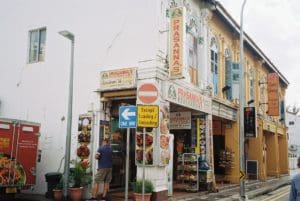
[169,7,185,79]
[100,67,136,90]
[263,120,276,133]
[267,73,279,116]
[166,82,211,114]
[137,105,159,128]
[170,111,191,129]
[244,107,257,138]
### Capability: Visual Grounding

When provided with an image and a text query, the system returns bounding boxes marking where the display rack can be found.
[219,149,235,169]
[176,153,199,192]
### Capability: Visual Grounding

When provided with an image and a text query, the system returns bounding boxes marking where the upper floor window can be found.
[249,66,254,103]
[224,48,232,100]
[210,37,218,96]
[188,33,198,86]
[28,28,46,63]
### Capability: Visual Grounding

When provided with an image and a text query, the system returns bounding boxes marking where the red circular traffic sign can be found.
[138,83,158,104]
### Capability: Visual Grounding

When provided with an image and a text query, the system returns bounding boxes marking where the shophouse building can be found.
[0,0,289,199]
[208,3,289,183]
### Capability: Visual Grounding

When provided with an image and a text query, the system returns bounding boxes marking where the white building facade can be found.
[0,0,216,198]
[286,110,300,169]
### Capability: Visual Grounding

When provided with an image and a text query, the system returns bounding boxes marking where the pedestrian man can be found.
[90,138,112,201]
[289,156,300,201]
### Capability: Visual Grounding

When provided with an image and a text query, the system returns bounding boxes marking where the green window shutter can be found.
[232,63,240,99]
[225,59,232,99]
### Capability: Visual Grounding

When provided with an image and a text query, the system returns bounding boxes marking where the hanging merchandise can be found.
[196,117,206,160]
[176,153,199,192]
[219,148,235,169]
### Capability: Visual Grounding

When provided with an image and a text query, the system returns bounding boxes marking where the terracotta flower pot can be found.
[134,193,152,201]
[53,189,63,201]
[69,187,83,201]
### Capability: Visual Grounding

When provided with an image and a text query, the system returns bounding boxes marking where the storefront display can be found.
[176,153,198,192]
[77,114,93,170]
[159,103,171,166]
[219,149,235,169]
[196,117,206,160]
[135,130,154,165]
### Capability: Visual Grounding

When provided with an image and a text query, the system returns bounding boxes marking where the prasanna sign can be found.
[169,7,185,79]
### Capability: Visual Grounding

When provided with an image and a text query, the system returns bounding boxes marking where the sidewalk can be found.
[10,172,295,201]
[170,174,291,201]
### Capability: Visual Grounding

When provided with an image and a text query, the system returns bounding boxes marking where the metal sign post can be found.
[125,127,130,201]
[119,106,137,201]
[142,127,146,201]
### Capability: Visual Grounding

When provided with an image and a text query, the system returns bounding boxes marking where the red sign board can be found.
[138,83,158,104]
[267,73,279,116]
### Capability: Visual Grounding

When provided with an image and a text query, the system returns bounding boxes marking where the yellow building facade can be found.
[208,3,289,184]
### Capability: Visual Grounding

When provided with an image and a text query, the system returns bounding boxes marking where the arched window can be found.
[224,48,232,100]
[210,37,218,96]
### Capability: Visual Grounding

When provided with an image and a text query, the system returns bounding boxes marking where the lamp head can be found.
[59,30,74,41]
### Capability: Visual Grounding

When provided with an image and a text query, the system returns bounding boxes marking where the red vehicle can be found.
[0,118,40,195]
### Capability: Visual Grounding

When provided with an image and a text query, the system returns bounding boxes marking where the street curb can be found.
[247,180,291,199]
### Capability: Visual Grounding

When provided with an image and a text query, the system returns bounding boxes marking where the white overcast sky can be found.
[218,0,300,107]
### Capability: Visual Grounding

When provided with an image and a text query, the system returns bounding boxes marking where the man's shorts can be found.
[95,168,112,183]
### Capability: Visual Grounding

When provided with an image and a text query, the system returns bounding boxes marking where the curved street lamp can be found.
[59,30,75,201]
[239,0,247,200]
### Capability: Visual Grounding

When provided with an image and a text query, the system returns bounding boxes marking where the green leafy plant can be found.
[69,162,92,188]
[54,178,63,190]
[132,179,154,194]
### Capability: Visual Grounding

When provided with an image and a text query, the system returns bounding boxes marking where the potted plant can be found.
[53,178,63,201]
[132,179,154,201]
[69,162,92,201]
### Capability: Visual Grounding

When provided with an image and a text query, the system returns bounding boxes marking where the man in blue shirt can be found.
[90,138,112,201]
[290,157,300,201]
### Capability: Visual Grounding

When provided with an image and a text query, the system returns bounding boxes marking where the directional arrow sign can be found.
[122,108,136,120]
[119,106,137,128]
[240,171,245,180]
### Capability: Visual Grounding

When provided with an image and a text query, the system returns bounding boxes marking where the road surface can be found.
[254,185,290,201]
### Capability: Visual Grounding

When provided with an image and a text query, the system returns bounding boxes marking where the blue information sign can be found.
[119,106,137,128]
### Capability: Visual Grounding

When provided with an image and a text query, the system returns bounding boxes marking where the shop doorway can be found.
[171,130,191,185]
[213,135,225,175]
[109,99,137,189]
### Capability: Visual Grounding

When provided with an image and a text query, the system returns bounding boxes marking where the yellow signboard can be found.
[137,105,159,128]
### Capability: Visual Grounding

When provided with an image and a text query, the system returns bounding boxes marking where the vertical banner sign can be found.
[169,7,185,79]
[159,103,170,166]
[77,114,93,171]
[267,73,279,116]
[244,107,257,138]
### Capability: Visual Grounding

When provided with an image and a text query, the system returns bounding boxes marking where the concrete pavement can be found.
[5,170,298,201]
[170,174,292,201]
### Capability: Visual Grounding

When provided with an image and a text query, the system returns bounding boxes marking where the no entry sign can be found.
[137,83,158,104]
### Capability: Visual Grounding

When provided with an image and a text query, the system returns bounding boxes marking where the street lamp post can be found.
[59,30,75,201]
[239,0,247,200]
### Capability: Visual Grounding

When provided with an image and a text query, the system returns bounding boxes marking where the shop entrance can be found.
[213,135,225,175]
[169,108,208,192]
[108,99,137,189]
